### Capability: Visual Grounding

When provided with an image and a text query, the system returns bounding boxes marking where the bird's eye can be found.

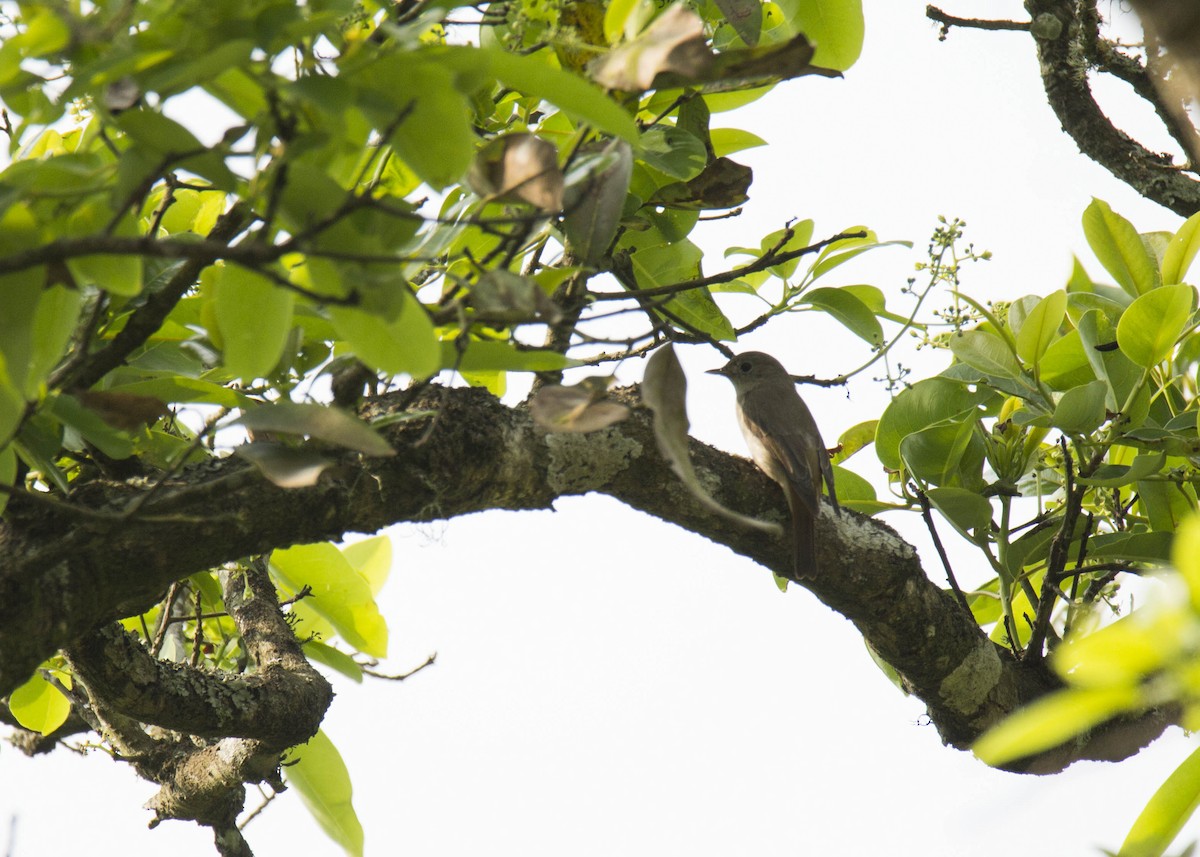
[739,361,753,373]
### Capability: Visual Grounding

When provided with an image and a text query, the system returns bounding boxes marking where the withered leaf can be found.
[648,157,752,210]
[74,390,170,431]
[714,0,763,47]
[237,443,334,489]
[470,270,563,323]
[531,377,630,433]
[561,140,633,264]
[653,33,840,92]
[236,401,395,457]
[591,4,713,91]
[466,133,564,212]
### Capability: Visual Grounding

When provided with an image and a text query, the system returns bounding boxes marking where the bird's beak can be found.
[706,366,729,377]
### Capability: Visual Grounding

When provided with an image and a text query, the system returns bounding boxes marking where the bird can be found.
[707,351,840,578]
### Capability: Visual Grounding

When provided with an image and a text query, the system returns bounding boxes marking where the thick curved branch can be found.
[1021,0,1200,215]
[64,569,331,742]
[62,559,331,838]
[0,386,1172,771]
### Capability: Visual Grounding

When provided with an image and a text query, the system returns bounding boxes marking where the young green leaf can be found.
[342,535,392,598]
[1116,284,1195,368]
[212,265,295,380]
[271,542,389,657]
[1050,379,1107,434]
[443,341,577,373]
[8,668,72,736]
[785,0,864,71]
[800,286,882,346]
[284,730,365,857]
[329,293,439,380]
[1163,209,1200,285]
[1082,199,1161,298]
[973,686,1141,767]
[949,329,1024,379]
[1119,744,1200,857]
[1015,289,1067,366]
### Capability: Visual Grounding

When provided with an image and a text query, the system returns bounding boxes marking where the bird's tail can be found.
[789,490,818,579]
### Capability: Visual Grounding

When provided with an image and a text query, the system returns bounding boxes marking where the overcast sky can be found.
[6,2,1200,856]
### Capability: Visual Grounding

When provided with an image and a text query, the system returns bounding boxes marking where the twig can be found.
[916,489,973,616]
[926,5,1030,39]
[362,652,437,680]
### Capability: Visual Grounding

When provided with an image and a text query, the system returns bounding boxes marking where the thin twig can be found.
[916,489,973,616]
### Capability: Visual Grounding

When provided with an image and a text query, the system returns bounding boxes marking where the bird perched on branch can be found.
[708,351,840,578]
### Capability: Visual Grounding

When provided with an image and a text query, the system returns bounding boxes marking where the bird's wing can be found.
[759,429,821,518]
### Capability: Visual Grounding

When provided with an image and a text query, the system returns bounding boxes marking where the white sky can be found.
[6,1,1200,856]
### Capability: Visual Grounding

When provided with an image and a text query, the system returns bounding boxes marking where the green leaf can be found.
[444,341,577,373]
[1078,309,1142,412]
[629,241,735,340]
[380,58,475,190]
[973,686,1141,767]
[926,487,992,535]
[1015,289,1067,366]
[637,126,707,180]
[833,419,876,463]
[8,667,71,736]
[212,265,294,380]
[1077,452,1165,488]
[302,640,364,683]
[801,286,882,346]
[439,47,640,142]
[1053,611,1180,688]
[271,542,388,658]
[1137,479,1192,534]
[115,110,238,190]
[783,0,864,71]
[1040,329,1095,391]
[875,378,985,471]
[342,535,392,598]
[1051,380,1108,434]
[1119,744,1200,857]
[1163,209,1200,285]
[949,329,1023,379]
[105,377,253,409]
[709,127,767,156]
[1082,198,1161,298]
[1173,514,1200,613]
[65,201,144,296]
[1117,284,1195,368]
[285,730,365,857]
[49,393,135,459]
[237,402,395,457]
[328,293,439,380]
[899,418,985,491]
[1086,531,1174,564]
[829,464,875,504]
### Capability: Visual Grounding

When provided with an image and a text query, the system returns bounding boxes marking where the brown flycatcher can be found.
[708,352,840,578]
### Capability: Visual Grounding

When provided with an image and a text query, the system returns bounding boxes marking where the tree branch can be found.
[0,386,1173,772]
[1022,0,1200,215]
